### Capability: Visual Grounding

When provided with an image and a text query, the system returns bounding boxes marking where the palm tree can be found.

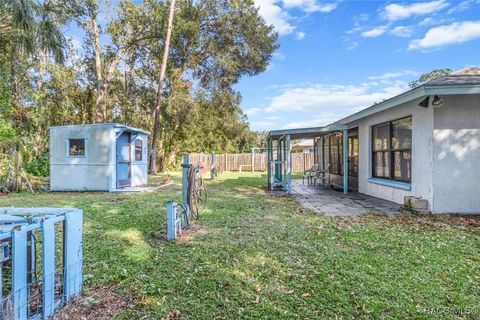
[1,0,67,111]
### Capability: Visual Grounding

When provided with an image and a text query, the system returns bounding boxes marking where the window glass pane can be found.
[393,151,411,181]
[135,139,143,161]
[392,117,412,150]
[373,151,390,178]
[373,123,389,151]
[69,139,85,156]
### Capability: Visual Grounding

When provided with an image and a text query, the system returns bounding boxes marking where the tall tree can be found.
[134,0,278,171]
[150,0,176,173]
[409,68,452,88]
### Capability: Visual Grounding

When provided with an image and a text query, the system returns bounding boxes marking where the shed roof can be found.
[268,67,480,140]
[49,123,150,135]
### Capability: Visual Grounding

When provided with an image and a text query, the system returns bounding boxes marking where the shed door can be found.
[116,132,131,188]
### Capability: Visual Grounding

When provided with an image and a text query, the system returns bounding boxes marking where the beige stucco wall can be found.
[351,98,434,208]
[432,94,480,213]
[50,125,112,191]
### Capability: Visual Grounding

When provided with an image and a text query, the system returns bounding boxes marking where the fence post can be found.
[12,226,28,320]
[64,209,83,302]
[42,218,56,318]
[251,148,255,172]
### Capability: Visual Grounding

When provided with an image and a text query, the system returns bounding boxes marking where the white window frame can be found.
[133,138,144,162]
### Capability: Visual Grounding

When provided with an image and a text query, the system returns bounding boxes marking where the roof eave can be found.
[335,83,480,126]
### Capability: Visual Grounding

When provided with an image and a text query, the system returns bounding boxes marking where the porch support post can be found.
[276,139,281,181]
[313,137,316,163]
[343,129,349,194]
[286,134,291,193]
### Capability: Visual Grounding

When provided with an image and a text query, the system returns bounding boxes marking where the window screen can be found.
[135,139,143,161]
[69,139,85,157]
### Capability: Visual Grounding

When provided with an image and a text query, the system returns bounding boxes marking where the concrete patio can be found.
[291,180,403,216]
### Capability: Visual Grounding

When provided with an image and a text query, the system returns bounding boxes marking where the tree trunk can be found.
[34,49,47,154]
[10,44,18,117]
[149,0,176,174]
[91,13,105,123]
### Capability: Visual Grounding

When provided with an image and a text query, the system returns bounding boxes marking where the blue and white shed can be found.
[49,123,150,191]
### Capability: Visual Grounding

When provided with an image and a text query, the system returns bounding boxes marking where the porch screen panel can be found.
[329,135,339,174]
[316,138,324,170]
[328,134,343,175]
[348,136,359,177]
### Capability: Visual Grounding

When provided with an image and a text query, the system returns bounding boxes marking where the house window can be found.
[134,139,143,161]
[372,117,412,182]
[69,139,85,157]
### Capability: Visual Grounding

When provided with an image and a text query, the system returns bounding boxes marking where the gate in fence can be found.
[0,207,83,319]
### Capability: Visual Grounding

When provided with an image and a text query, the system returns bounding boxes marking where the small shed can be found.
[49,123,150,191]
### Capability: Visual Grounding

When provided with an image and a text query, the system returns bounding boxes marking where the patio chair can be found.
[303,164,319,185]
[313,164,331,188]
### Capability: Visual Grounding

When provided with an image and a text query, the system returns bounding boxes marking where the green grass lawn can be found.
[1,173,479,319]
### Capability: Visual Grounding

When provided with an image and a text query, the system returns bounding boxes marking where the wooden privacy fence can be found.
[189,152,314,173]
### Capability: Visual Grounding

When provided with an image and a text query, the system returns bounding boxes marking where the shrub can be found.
[24,154,50,177]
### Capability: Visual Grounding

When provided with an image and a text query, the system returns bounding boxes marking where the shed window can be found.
[372,117,412,182]
[69,139,85,157]
[135,139,143,161]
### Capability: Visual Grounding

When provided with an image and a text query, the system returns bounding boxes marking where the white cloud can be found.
[447,0,479,14]
[254,0,338,36]
[251,121,275,128]
[368,70,418,80]
[295,31,306,40]
[409,20,480,50]
[283,112,339,129]
[282,0,339,13]
[382,0,449,21]
[347,41,358,50]
[265,81,408,114]
[390,26,414,37]
[254,0,295,35]
[245,108,263,117]
[361,26,388,37]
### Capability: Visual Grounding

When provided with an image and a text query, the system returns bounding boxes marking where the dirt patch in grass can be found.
[333,215,365,230]
[176,222,209,243]
[53,285,135,320]
[363,213,480,230]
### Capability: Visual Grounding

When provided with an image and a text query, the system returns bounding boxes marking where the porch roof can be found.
[267,69,480,139]
[267,124,347,140]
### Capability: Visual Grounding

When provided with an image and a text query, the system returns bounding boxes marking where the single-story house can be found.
[291,139,314,153]
[49,123,150,191]
[267,68,480,214]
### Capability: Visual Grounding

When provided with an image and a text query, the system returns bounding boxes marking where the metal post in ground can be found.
[181,154,190,226]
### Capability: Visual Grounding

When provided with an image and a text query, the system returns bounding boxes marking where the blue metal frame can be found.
[0,208,83,320]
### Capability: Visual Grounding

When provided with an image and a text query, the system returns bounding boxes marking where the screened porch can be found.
[266,124,355,195]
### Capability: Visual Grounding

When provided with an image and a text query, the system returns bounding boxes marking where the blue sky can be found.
[238,0,480,131]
